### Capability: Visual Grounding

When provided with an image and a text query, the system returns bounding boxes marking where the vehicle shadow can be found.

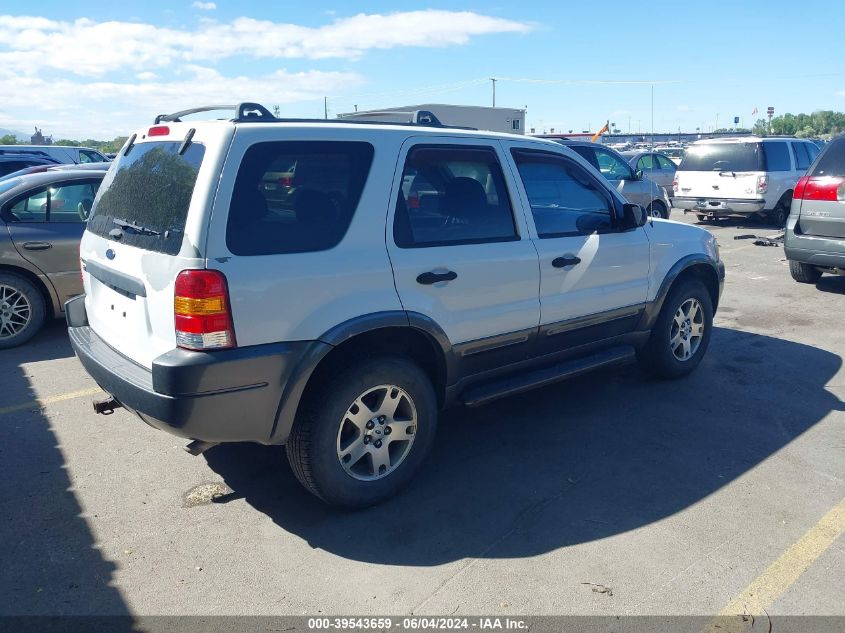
[0,322,132,624]
[815,275,845,295]
[204,327,843,566]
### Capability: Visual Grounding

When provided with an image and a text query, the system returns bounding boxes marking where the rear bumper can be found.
[784,227,845,269]
[66,295,328,444]
[674,197,766,215]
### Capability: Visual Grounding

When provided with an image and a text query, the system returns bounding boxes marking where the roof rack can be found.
[153,103,476,130]
[154,102,275,124]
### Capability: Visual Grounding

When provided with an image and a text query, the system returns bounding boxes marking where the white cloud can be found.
[136,71,158,81]
[0,11,532,76]
[0,67,364,138]
[192,1,217,9]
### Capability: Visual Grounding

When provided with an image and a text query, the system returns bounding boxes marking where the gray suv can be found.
[0,170,106,347]
[784,136,845,284]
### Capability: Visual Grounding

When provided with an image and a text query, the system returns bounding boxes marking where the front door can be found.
[506,145,651,351]
[387,139,540,372]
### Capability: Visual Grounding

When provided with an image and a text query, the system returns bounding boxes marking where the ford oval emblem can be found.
[106,249,116,260]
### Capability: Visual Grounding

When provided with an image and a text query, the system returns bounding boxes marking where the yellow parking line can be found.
[0,387,103,416]
[700,496,845,632]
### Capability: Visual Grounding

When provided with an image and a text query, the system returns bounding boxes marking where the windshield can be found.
[87,141,205,255]
[679,143,764,172]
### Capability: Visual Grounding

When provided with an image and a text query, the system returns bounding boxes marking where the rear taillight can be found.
[672,175,678,191]
[756,175,768,194]
[174,270,236,350]
[793,175,845,201]
[148,125,170,136]
[280,175,293,187]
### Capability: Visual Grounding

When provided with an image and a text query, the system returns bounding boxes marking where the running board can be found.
[461,346,637,408]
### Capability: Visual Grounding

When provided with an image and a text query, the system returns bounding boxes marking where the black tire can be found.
[639,278,714,379]
[789,260,822,284]
[768,194,791,227]
[286,355,438,508]
[0,273,46,349]
[648,200,668,219]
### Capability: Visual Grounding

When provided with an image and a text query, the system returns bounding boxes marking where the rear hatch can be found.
[80,123,233,368]
[793,138,845,238]
[675,142,764,200]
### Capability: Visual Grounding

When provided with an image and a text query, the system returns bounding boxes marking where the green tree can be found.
[0,134,18,145]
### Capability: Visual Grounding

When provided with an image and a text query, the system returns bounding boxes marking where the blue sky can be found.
[1,0,844,139]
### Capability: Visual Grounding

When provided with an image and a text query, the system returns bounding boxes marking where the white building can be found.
[337,104,526,135]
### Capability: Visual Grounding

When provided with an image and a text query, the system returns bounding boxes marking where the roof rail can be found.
[152,102,477,130]
[154,102,276,124]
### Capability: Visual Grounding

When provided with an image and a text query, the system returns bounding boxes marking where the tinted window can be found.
[227,141,373,256]
[810,137,845,177]
[763,142,791,172]
[512,151,613,237]
[88,141,205,256]
[805,142,821,162]
[792,143,811,170]
[679,143,764,172]
[394,146,517,247]
[0,161,28,177]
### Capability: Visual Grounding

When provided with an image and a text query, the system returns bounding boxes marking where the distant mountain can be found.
[0,128,29,141]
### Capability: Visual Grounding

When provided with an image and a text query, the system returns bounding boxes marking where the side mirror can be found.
[634,169,644,180]
[622,203,648,229]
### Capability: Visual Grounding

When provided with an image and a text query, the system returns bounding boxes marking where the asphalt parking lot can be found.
[1,212,843,621]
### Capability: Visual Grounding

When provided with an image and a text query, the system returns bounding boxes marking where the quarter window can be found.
[226,141,374,256]
[791,142,811,170]
[512,150,614,237]
[393,145,517,248]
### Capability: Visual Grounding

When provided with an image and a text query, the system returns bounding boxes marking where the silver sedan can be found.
[621,151,677,200]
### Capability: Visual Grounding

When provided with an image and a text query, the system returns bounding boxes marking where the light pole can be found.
[490,78,497,107]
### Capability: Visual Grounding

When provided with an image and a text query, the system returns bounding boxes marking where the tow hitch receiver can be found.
[93,396,122,415]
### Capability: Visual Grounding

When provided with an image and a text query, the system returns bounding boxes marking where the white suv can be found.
[673,137,820,226]
[67,103,724,507]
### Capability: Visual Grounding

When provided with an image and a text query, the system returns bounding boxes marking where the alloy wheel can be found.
[670,298,704,361]
[0,284,32,339]
[336,384,417,481]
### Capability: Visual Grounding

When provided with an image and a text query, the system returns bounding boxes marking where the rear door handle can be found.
[552,256,581,268]
[22,241,52,251]
[416,270,458,285]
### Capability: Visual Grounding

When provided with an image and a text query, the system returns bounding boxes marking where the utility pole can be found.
[650,83,654,149]
[490,77,497,107]
[324,96,328,120]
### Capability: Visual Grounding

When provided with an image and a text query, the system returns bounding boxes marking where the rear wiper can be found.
[113,218,161,236]
[718,171,737,177]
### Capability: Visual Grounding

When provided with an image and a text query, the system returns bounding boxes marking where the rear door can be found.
[675,142,764,200]
[387,138,540,367]
[506,145,650,350]
[3,178,99,308]
[654,154,678,193]
[794,137,845,238]
[762,140,795,203]
[81,125,230,368]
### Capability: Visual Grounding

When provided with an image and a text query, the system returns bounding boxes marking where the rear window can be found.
[810,137,845,177]
[226,141,374,256]
[88,141,205,255]
[679,143,764,172]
